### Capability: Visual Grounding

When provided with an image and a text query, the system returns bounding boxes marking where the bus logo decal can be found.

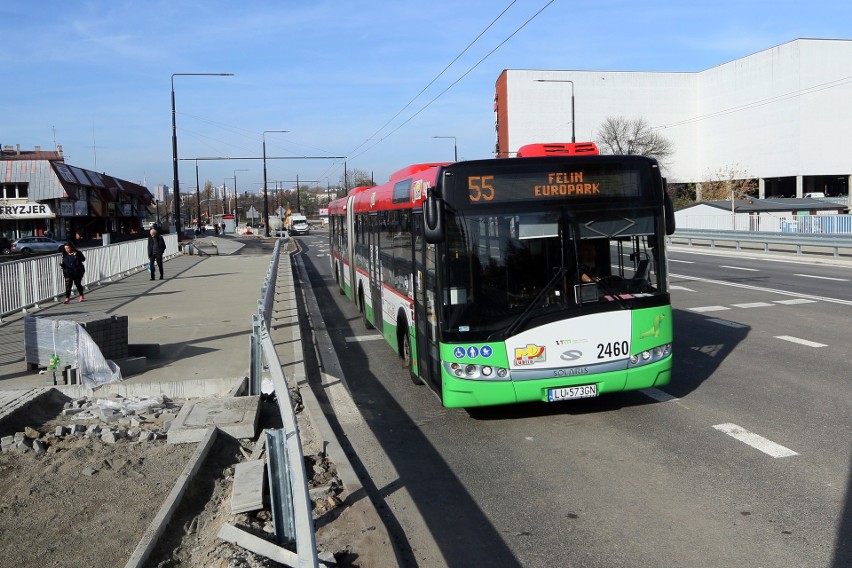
[514,344,545,366]
[560,350,583,361]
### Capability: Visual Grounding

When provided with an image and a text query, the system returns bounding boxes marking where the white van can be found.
[804,192,825,198]
[288,214,310,235]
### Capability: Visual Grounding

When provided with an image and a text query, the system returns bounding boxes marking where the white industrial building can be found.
[495,38,852,198]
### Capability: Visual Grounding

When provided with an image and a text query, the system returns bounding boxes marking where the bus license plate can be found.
[547,384,598,402]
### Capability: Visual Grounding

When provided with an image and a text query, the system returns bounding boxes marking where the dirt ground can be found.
[0,389,381,567]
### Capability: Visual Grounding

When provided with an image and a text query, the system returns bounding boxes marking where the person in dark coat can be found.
[60,242,86,303]
[147,227,167,280]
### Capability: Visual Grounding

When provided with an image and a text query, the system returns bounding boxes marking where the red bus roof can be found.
[516,142,599,157]
[353,163,448,214]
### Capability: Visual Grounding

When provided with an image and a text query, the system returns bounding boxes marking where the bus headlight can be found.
[628,343,672,368]
[444,362,511,381]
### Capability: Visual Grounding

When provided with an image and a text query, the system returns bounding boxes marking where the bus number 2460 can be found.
[597,341,629,359]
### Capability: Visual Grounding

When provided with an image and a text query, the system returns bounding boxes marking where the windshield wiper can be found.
[490,267,568,341]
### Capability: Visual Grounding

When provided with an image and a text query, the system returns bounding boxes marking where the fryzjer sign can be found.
[0,202,56,219]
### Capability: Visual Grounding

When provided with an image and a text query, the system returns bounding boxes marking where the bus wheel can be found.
[335,267,344,295]
[359,287,374,330]
[400,326,422,385]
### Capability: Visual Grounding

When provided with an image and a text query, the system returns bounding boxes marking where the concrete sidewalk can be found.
[0,236,274,396]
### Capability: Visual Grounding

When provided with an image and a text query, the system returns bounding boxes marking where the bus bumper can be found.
[441,356,672,408]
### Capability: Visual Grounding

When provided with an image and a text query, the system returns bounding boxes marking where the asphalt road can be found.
[297,232,852,568]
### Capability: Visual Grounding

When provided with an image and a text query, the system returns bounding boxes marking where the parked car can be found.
[11,236,66,256]
[0,237,12,255]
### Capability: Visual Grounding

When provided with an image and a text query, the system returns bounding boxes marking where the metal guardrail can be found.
[0,234,179,321]
[250,237,318,567]
[669,229,852,258]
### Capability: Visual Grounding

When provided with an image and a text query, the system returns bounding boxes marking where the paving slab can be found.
[167,395,260,444]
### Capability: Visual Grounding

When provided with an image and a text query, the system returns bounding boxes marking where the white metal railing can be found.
[669,229,852,258]
[676,213,852,233]
[0,234,178,321]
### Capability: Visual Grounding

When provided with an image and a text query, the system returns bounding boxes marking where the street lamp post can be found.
[534,79,575,143]
[171,72,233,240]
[432,135,458,161]
[195,160,201,231]
[262,130,289,237]
[233,168,248,225]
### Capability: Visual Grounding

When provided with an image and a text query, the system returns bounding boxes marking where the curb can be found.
[287,252,403,567]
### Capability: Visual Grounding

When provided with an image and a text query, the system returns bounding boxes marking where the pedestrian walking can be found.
[60,242,86,303]
[147,227,167,280]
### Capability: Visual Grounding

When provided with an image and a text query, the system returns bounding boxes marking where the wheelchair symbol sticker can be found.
[453,347,466,359]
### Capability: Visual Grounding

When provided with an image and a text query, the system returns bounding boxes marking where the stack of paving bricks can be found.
[24,312,129,371]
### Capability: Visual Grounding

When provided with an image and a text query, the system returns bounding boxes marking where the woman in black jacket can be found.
[60,242,86,303]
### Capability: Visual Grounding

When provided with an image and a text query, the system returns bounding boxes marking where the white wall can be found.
[502,39,852,185]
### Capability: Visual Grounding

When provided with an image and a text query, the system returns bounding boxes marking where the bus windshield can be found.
[440,205,667,342]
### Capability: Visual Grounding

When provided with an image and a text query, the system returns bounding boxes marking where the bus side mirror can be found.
[663,189,676,236]
[423,195,446,243]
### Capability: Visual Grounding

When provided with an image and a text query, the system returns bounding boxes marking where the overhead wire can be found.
[347,0,556,163]
[319,0,556,184]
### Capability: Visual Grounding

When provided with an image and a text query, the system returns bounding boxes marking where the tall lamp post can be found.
[534,78,575,143]
[171,72,233,239]
[262,130,289,237]
[195,160,202,230]
[233,168,248,224]
[432,135,458,161]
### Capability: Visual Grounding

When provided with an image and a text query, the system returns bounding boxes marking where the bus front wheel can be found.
[399,321,422,385]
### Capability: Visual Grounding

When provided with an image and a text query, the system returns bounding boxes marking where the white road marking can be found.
[731,302,774,309]
[670,273,852,307]
[720,265,760,272]
[793,273,849,282]
[688,305,730,313]
[713,423,799,458]
[670,285,695,292]
[641,388,679,402]
[669,259,695,264]
[706,319,748,328]
[773,298,817,305]
[344,335,384,343]
[775,335,827,348]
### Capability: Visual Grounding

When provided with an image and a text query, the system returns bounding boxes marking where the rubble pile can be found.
[0,393,184,453]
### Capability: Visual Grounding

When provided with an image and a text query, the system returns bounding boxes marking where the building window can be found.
[1,182,29,199]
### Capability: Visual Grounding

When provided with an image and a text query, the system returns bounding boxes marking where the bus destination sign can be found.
[466,168,642,204]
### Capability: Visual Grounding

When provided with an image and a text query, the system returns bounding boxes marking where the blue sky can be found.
[2,1,850,195]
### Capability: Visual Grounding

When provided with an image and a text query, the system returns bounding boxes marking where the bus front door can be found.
[414,215,441,391]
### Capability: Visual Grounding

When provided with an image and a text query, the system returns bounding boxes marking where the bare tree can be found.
[596,116,674,168]
[339,168,374,192]
[699,164,758,201]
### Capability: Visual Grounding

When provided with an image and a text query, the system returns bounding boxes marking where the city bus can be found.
[328,143,675,408]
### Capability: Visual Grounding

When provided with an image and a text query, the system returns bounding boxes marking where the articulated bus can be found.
[328,143,676,408]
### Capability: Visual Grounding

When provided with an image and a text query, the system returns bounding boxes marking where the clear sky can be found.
[2,1,850,195]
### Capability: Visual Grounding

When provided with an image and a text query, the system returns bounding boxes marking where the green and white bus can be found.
[328,142,675,408]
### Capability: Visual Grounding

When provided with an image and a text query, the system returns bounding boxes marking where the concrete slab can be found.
[231,459,266,514]
[167,396,260,444]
